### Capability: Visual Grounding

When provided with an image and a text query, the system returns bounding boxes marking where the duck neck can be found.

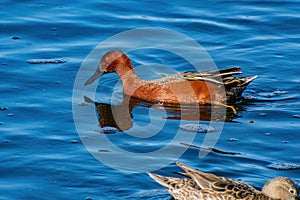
[116,61,144,96]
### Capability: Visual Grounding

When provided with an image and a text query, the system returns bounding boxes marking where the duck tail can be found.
[176,162,220,189]
[148,172,176,190]
[240,75,257,86]
[223,75,257,87]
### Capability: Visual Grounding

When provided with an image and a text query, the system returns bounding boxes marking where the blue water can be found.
[1,1,300,199]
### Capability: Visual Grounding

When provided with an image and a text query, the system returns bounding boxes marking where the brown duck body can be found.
[85,50,257,106]
[148,162,299,200]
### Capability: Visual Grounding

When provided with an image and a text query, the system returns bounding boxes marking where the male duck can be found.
[85,50,257,112]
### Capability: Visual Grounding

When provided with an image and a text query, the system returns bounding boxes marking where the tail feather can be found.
[200,67,241,76]
[218,67,241,74]
[241,75,257,86]
[223,75,257,87]
[148,172,178,190]
[176,162,220,189]
[184,67,256,87]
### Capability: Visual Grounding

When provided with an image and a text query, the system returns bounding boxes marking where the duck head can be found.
[84,50,132,86]
[262,177,299,200]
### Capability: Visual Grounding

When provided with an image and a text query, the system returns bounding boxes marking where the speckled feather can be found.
[148,162,299,200]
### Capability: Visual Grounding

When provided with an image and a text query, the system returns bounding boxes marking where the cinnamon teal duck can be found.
[84,50,257,113]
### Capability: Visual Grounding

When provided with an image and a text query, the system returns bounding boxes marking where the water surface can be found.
[1,1,299,199]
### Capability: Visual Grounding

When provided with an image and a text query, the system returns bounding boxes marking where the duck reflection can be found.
[84,95,235,133]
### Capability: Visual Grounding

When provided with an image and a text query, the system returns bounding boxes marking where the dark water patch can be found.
[11,36,21,40]
[0,107,8,111]
[180,142,241,155]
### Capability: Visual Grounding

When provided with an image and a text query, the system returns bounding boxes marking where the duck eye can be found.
[289,189,295,194]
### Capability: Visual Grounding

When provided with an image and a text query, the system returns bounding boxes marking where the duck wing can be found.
[176,162,223,189]
[182,67,257,87]
[206,179,265,199]
[149,67,256,87]
[177,162,264,199]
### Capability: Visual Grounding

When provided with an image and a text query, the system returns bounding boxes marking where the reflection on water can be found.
[180,142,241,155]
[84,95,236,133]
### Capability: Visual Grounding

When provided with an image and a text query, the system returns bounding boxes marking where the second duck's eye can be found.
[289,189,295,194]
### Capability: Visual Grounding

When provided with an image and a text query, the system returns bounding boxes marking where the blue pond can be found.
[1,1,299,199]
